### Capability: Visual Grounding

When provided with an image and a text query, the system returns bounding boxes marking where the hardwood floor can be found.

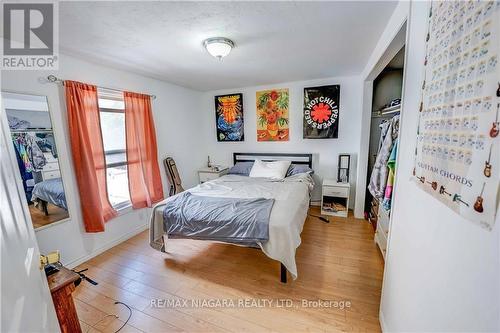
[73,207,384,332]
[30,203,69,229]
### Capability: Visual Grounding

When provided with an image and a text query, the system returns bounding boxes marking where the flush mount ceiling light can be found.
[203,37,234,60]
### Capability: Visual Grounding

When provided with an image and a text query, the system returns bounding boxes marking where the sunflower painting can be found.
[215,93,244,141]
[256,89,289,141]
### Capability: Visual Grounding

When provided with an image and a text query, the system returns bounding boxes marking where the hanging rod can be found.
[11,128,53,133]
[46,75,157,100]
[371,108,400,118]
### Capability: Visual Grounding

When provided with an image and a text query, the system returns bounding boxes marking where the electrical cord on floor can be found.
[82,301,132,333]
[114,301,133,333]
[85,314,119,333]
[309,214,330,223]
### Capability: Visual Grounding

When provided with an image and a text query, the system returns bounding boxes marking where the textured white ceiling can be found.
[59,1,396,91]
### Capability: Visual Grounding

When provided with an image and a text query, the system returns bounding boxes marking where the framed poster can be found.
[303,85,340,139]
[215,93,244,142]
[413,1,499,230]
[256,89,289,141]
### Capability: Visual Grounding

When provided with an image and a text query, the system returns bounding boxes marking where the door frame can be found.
[354,15,409,219]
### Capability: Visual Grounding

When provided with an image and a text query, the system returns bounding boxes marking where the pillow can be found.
[249,159,291,180]
[286,164,314,177]
[228,162,254,176]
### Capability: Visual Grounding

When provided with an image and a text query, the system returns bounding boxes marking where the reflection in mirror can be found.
[3,92,70,229]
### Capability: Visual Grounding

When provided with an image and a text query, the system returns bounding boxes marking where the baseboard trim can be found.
[379,309,388,332]
[65,223,149,269]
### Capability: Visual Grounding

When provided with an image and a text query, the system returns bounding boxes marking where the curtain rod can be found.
[46,75,157,100]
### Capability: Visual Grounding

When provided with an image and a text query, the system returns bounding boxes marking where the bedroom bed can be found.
[150,153,313,283]
[31,177,68,215]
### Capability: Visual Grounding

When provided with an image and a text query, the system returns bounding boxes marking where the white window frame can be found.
[98,96,131,212]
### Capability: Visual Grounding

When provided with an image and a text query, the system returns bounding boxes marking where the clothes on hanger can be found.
[376,120,391,153]
[12,139,34,203]
[26,134,46,170]
[368,115,400,200]
[13,136,33,172]
[382,141,398,211]
[11,133,47,172]
[38,133,57,158]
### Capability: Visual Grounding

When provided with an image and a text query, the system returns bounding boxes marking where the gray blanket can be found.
[163,192,274,244]
[31,177,67,210]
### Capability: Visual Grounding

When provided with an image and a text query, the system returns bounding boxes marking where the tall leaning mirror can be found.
[3,92,70,229]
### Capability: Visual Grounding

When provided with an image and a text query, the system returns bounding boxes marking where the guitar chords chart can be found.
[413,1,499,230]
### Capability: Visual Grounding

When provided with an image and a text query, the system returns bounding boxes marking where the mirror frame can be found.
[3,90,72,231]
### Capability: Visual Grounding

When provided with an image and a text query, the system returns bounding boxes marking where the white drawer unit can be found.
[198,167,228,184]
[377,207,390,235]
[43,161,59,171]
[321,179,350,218]
[374,206,391,259]
[322,186,349,198]
[374,227,388,259]
[41,157,61,181]
[42,170,61,180]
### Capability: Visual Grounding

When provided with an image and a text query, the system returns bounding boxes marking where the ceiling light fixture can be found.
[203,37,234,60]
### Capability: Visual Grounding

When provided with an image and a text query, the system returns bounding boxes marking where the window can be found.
[98,89,131,210]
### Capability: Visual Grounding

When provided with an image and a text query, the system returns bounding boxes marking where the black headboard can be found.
[233,153,313,168]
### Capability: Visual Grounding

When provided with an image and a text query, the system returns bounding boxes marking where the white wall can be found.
[380,2,500,331]
[199,76,363,206]
[1,54,205,267]
[372,69,403,111]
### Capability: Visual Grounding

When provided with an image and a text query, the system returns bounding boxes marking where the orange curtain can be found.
[65,81,117,232]
[124,92,164,208]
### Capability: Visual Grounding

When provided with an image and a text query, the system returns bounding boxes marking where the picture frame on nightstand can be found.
[337,154,350,183]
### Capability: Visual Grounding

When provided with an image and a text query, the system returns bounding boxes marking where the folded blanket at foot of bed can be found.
[163,191,274,244]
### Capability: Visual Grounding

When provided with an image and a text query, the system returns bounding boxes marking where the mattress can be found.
[31,177,68,210]
[150,173,313,279]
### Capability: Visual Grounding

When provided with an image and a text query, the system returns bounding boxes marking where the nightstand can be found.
[321,179,350,218]
[198,167,229,184]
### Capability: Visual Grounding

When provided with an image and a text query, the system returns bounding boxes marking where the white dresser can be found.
[198,167,228,184]
[41,152,61,180]
[321,179,350,218]
[374,205,390,259]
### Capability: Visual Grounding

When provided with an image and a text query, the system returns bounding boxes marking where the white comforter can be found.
[149,173,313,279]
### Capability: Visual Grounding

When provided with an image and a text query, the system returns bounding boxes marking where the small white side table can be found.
[198,167,228,184]
[321,179,350,218]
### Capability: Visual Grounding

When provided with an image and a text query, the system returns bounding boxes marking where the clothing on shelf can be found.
[368,114,400,200]
[378,98,401,111]
[382,141,398,211]
[7,114,31,130]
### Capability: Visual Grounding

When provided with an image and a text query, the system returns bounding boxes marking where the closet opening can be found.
[354,20,407,261]
[365,46,405,259]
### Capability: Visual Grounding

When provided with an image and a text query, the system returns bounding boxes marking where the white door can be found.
[1,96,60,332]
